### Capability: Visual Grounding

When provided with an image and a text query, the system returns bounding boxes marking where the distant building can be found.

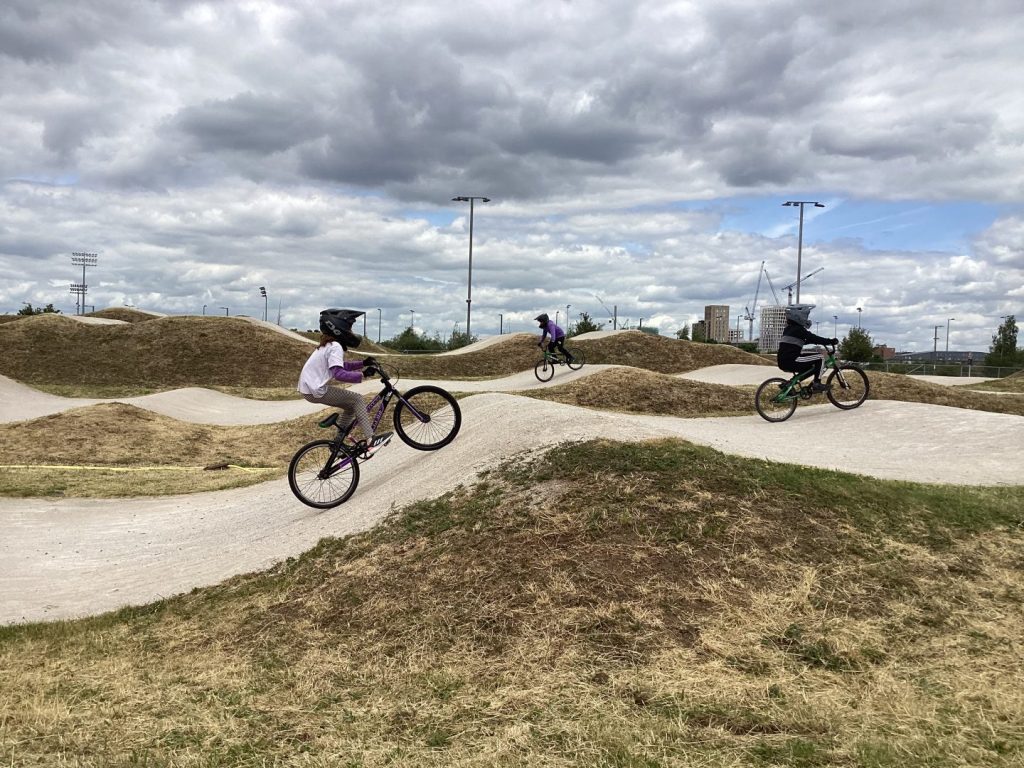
[704,305,730,343]
[729,328,743,343]
[759,305,787,353]
[873,344,896,360]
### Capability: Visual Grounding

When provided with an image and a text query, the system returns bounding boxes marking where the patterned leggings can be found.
[302,387,374,439]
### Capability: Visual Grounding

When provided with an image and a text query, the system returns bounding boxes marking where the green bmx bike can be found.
[754,345,869,423]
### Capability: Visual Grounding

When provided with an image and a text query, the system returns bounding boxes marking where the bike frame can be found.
[323,370,431,474]
[777,347,844,399]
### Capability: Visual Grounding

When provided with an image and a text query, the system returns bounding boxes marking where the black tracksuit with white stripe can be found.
[777,321,835,380]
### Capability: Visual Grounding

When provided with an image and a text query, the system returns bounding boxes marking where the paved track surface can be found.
[2,391,1022,624]
[679,363,996,387]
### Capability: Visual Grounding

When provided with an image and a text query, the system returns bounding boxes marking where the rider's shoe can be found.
[809,381,829,393]
[361,432,393,459]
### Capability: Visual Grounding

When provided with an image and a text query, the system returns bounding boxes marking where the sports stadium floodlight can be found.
[71,252,98,315]
[69,283,87,311]
[452,195,490,341]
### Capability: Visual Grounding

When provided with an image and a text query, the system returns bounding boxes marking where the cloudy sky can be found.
[2,0,1022,351]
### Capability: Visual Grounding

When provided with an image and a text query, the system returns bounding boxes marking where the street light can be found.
[566,303,571,331]
[932,325,942,360]
[410,309,415,330]
[452,195,490,341]
[202,304,207,316]
[856,307,862,328]
[946,317,955,357]
[833,315,838,336]
[499,313,503,334]
[376,308,382,343]
[259,287,268,321]
[782,201,824,303]
[221,306,230,316]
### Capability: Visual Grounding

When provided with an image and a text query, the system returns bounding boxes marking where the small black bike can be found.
[754,345,869,422]
[534,345,585,382]
[288,361,461,508]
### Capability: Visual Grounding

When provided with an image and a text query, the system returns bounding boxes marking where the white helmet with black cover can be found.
[785,304,814,329]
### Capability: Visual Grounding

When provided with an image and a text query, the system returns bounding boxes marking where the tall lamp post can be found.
[202,304,207,316]
[833,315,838,336]
[452,195,490,341]
[566,303,571,331]
[221,306,230,316]
[410,309,415,331]
[856,307,862,328]
[259,287,268,321]
[946,317,955,358]
[932,325,942,361]
[499,313,503,335]
[71,252,98,315]
[377,308,382,343]
[782,201,824,303]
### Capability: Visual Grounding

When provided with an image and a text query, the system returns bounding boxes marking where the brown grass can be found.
[1,440,1021,765]
[525,366,755,417]
[867,371,1024,415]
[0,403,335,496]
[86,307,159,323]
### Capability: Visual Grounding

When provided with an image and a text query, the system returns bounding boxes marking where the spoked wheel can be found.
[565,348,585,371]
[288,440,360,508]
[755,377,799,423]
[826,365,870,410]
[394,385,462,450]
[534,358,555,382]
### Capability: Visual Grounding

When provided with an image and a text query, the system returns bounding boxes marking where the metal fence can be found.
[863,362,1023,378]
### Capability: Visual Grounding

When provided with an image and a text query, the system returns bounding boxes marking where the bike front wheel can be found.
[755,378,798,422]
[534,358,555,382]
[565,348,585,371]
[826,365,869,410]
[394,385,462,450]
[288,440,360,509]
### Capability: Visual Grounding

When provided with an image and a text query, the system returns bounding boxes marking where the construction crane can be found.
[780,267,824,305]
[763,268,782,305]
[593,294,617,329]
[742,261,765,342]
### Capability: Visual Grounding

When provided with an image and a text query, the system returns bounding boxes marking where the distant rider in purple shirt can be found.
[535,313,574,362]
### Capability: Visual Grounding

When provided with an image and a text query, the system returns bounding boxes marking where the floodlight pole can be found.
[259,287,268,321]
[781,202,824,303]
[71,252,98,315]
[452,195,490,341]
[221,307,230,316]
[377,308,382,343]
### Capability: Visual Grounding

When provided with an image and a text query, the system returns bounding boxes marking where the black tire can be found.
[394,385,462,450]
[826,365,869,410]
[565,348,585,371]
[534,358,555,382]
[288,440,360,509]
[755,377,799,423]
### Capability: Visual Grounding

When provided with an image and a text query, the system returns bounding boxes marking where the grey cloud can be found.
[173,93,327,154]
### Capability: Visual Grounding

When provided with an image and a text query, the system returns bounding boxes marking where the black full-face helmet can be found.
[320,308,364,349]
[785,304,814,329]
[535,313,549,327]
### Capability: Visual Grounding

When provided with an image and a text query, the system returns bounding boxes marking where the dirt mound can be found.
[0,314,312,388]
[868,371,1024,415]
[87,308,158,323]
[525,367,754,417]
[572,331,771,373]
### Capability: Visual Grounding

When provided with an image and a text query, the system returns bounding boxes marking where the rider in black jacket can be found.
[776,305,839,393]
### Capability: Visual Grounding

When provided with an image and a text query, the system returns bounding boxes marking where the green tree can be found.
[381,327,446,353]
[637,326,659,335]
[691,323,706,342]
[17,303,61,316]
[839,327,873,362]
[569,311,602,337]
[446,330,479,350]
[675,324,690,340]
[986,315,1022,366]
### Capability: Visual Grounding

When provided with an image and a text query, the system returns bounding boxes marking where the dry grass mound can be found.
[575,331,771,373]
[2,440,1021,765]
[0,314,21,325]
[0,402,333,497]
[86,307,158,323]
[868,371,1024,415]
[525,366,754,417]
[0,314,312,388]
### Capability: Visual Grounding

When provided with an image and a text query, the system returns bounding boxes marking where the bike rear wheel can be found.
[288,440,360,508]
[534,358,555,382]
[826,365,869,410]
[755,377,798,422]
[394,385,462,450]
[565,348,585,371]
